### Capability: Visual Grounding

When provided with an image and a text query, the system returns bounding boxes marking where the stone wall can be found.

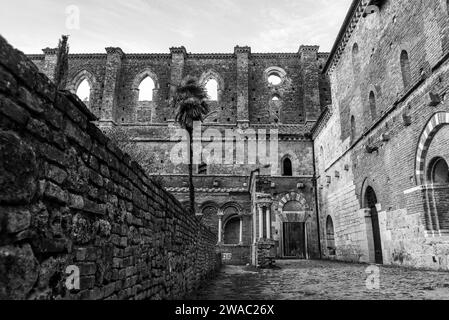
[29,46,330,126]
[0,35,220,300]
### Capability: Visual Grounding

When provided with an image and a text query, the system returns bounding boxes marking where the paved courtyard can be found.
[193,260,449,300]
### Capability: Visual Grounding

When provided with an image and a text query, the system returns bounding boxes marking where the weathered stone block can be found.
[0,67,18,95]
[0,244,39,300]
[4,206,31,234]
[0,131,37,204]
[0,97,30,125]
[44,181,68,204]
[17,86,44,114]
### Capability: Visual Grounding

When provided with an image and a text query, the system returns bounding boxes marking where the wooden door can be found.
[283,222,306,258]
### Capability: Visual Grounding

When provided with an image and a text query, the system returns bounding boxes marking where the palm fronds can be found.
[173,79,210,131]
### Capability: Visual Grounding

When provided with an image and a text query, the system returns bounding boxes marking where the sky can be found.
[0,0,352,54]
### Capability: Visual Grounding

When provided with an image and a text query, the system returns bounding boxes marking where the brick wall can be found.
[314,0,449,270]
[0,35,220,300]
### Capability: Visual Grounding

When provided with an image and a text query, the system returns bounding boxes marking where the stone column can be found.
[234,46,250,127]
[258,206,264,240]
[218,215,223,244]
[266,206,271,240]
[239,217,243,244]
[102,47,124,124]
[253,205,257,245]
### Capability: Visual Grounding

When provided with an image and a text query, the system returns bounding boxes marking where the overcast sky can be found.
[0,0,352,54]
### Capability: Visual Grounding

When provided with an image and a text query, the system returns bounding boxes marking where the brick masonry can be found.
[0,35,220,300]
[314,0,449,270]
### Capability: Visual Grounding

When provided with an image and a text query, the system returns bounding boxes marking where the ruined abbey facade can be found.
[27,0,449,270]
[29,42,330,266]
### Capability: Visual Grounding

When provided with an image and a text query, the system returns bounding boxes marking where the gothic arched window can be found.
[400,50,412,89]
[282,157,293,176]
[350,115,356,143]
[352,43,360,75]
[76,79,91,103]
[138,76,155,101]
[369,91,377,120]
[205,79,218,101]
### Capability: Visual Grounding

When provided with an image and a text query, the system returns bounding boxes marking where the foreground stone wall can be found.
[0,35,220,300]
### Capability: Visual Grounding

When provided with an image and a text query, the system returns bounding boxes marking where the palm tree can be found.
[172,78,210,215]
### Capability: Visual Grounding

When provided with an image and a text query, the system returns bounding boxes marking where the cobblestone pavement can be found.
[192,260,449,300]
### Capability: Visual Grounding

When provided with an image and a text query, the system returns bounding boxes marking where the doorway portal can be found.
[282,222,306,258]
[365,187,383,264]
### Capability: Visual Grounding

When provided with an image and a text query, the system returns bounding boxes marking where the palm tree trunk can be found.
[188,128,195,216]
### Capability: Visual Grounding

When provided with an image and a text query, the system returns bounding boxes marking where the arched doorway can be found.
[281,200,307,259]
[223,216,240,245]
[365,187,383,264]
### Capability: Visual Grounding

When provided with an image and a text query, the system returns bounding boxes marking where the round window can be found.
[268,74,282,85]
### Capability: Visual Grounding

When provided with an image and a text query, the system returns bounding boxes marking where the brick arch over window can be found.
[415,112,449,185]
[276,192,309,212]
[200,201,219,213]
[263,66,287,86]
[221,202,243,217]
[200,201,219,233]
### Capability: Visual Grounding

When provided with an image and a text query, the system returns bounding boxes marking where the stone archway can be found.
[277,192,309,212]
[275,192,311,259]
[415,112,449,185]
[223,215,240,245]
